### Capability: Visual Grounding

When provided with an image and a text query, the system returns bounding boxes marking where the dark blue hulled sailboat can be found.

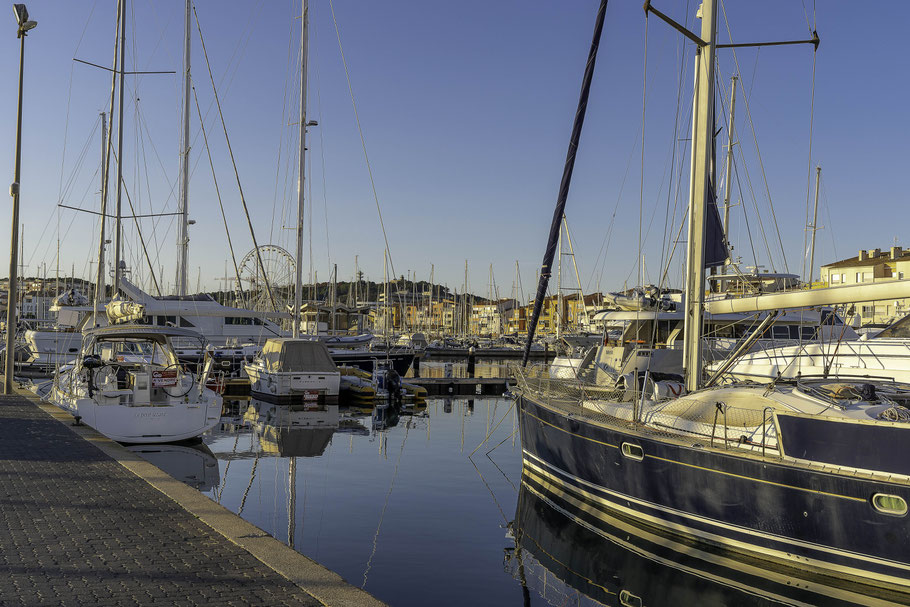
[516,0,910,595]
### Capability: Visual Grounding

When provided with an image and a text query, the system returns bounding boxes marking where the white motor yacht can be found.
[47,325,222,443]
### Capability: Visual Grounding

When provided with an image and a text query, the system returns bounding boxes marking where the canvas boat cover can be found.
[259,338,338,373]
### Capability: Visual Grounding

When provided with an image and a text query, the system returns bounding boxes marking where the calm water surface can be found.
[204,396,525,606]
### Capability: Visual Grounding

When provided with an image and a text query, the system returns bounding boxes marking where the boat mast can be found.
[807,165,821,285]
[93,0,121,327]
[93,112,110,326]
[557,219,563,340]
[293,0,309,339]
[112,0,127,294]
[176,0,191,295]
[681,0,718,392]
[722,75,737,259]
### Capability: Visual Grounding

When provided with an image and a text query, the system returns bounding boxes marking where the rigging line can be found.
[801,48,818,283]
[327,0,397,280]
[821,179,837,262]
[194,5,278,312]
[57,2,100,206]
[719,2,788,273]
[31,118,103,268]
[657,0,691,290]
[40,167,101,272]
[108,147,162,295]
[134,99,167,287]
[469,457,509,525]
[313,25,332,274]
[586,134,638,291]
[658,90,695,288]
[269,9,296,246]
[470,401,514,457]
[731,153,759,267]
[646,1,691,360]
[361,420,411,589]
[181,1,266,198]
[192,86,245,296]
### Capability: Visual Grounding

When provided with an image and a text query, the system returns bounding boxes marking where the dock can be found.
[0,388,385,607]
[407,376,512,396]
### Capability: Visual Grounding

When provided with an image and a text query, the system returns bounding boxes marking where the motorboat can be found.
[708,312,910,383]
[244,338,341,404]
[46,325,222,443]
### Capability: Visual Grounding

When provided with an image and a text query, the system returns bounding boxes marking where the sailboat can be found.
[516,0,910,595]
[45,0,222,444]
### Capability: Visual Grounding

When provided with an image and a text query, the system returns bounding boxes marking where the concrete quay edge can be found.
[14,385,386,607]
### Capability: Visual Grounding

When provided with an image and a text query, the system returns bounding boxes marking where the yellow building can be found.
[820,246,910,326]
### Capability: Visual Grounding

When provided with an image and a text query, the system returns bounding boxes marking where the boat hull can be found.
[517,394,910,591]
[245,365,340,405]
[50,390,222,444]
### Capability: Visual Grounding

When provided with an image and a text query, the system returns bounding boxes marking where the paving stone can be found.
[0,395,321,606]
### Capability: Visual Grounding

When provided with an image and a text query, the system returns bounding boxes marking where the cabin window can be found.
[621,443,644,461]
[179,317,195,328]
[871,493,907,516]
[800,326,816,340]
[771,326,790,340]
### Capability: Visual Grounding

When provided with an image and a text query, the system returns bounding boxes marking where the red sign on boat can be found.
[151,369,178,387]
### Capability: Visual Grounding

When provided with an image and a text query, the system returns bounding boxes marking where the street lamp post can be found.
[3,4,36,394]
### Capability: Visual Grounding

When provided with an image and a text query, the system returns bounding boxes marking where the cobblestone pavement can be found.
[0,395,323,606]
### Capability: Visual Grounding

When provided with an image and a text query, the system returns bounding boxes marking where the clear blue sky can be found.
[0,1,908,299]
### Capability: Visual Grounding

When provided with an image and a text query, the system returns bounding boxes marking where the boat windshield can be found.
[875,313,910,339]
[89,338,176,367]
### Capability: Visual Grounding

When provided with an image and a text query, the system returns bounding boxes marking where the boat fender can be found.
[653,380,685,399]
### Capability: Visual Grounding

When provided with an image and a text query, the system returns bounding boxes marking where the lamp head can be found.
[13,4,36,37]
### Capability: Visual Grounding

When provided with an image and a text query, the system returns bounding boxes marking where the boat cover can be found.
[259,339,338,373]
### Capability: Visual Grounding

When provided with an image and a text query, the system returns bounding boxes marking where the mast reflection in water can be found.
[510,475,908,607]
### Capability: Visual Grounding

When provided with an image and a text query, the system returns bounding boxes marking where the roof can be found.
[822,251,910,270]
[84,324,205,343]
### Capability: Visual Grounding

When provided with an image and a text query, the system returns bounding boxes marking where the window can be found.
[800,326,817,340]
[862,305,875,317]
[872,493,907,516]
[830,273,843,284]
[856,271,872,283]
[621,442,644,461]
[179,317,195,328]
[771,326,790,340]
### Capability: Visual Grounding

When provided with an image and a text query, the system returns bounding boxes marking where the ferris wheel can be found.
[237,244,296,312]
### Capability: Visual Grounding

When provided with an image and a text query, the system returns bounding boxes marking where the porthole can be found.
[871,493,908,516]
[619,590,643,607]
[621,442,644,461]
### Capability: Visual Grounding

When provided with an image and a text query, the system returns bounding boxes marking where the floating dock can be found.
[0,387,385,607]
[406,376,511,396]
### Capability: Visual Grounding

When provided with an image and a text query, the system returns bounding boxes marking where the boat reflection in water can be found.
[509,476,908,607]
[242,399,340,458]
[127,442,219,491]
